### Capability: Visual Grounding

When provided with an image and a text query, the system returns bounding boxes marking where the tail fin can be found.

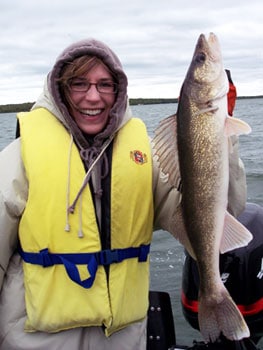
[198,286,250,342]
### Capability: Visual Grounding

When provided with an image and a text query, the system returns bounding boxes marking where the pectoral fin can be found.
[224,116,251,137]
[220,211,253,253]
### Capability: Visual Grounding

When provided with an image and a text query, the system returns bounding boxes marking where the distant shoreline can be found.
[0,95,262,113]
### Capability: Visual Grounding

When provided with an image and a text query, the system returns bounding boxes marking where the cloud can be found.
[0,0,262,104]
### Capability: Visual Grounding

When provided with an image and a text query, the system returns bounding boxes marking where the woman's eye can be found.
[72,81,86,88]
[100,82,113,88]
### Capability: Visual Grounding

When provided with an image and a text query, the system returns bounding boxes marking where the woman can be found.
[0,38,247,349]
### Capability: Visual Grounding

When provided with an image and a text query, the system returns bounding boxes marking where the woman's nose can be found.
[84,84,101,99]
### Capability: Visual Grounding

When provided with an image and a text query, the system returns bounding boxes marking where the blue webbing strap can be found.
[18,244,150,289]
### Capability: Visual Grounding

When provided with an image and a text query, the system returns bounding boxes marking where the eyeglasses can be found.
[67,78,118,94]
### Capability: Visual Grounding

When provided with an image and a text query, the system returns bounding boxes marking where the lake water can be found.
[0,98,262,348]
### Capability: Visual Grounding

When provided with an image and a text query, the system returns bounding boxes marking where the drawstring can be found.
[78,194,84,238]
[67,138,112,213]
[65,134,114,238]
[65,134,74,232]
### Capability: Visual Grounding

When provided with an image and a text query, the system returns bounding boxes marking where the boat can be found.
[147,203,263,350]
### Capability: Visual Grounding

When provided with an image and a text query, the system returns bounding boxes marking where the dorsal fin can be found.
[152,114,181,189]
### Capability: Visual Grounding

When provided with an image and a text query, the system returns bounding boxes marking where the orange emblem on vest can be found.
[130,150,148,165]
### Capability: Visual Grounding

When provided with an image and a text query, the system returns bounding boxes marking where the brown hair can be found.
[58,55,117,109]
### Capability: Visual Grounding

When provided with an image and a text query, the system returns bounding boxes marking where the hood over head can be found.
[31,39,131,234]
[46,38,129,152]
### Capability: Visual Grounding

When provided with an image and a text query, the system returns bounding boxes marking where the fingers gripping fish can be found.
[153,33,252,342]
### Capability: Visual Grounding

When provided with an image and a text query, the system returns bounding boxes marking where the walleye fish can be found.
[153,33,252,342]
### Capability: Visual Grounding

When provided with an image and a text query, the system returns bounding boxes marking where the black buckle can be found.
[99,249,119,265]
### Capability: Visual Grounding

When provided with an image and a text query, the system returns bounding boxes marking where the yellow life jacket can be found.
[18,108,154,335]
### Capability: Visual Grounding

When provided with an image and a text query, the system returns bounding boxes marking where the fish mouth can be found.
[199,32,217,44]
[196,32,220,57]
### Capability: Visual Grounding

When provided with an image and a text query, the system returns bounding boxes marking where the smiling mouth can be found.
[79,109,103,116]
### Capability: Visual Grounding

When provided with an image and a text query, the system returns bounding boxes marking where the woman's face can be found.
[67,63,116,135]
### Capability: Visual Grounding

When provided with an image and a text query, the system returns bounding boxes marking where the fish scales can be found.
[178,103,227,289]
[178,102,227,234]
[176,33,251,342]
[153,32,253,342]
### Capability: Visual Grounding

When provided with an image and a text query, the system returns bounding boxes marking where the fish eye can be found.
[196,52,206,63]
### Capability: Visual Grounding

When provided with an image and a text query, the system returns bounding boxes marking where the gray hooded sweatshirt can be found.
[0,38,247,350]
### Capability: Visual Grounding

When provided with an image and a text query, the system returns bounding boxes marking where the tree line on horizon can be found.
[0,99,178,113]
[0,96,262,114]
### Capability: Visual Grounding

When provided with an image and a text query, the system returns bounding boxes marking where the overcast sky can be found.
[0,0,262,104]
